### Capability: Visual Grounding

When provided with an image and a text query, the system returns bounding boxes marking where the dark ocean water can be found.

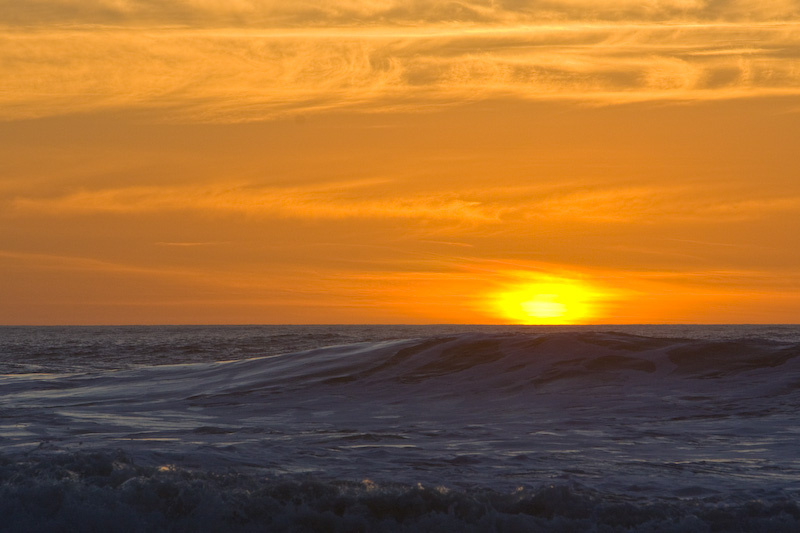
[2,325,800,531]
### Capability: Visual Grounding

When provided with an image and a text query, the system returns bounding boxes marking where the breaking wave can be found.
[3,451,800,533]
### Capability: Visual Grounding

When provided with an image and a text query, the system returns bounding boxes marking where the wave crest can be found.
[181,332,800,400]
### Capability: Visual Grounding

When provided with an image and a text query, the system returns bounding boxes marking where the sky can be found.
[2,0,800,325]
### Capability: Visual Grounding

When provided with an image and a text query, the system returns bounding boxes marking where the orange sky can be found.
[2,1,800,324]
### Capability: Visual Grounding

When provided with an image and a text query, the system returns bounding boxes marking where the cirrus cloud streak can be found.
[1,0,798,27]
[2,22,800,121]
[9,180,800,226]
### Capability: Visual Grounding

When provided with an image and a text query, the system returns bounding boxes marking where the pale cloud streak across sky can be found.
[2,0,798,26]
[9,180,800,226]
[9,181,499,222]
[2,2,800,121]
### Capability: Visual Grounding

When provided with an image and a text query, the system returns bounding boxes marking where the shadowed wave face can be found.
[2,328,800,531]
[170,331,800,399]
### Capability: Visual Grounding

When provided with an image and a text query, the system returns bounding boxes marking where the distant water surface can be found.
[4,324,800,374]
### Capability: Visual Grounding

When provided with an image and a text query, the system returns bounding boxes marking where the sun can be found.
[494,278,597,325]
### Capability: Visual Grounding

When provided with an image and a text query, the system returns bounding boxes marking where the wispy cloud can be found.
[1,1,798,27]
[10,180,799,225]
[2,20,800,121]
[521,185,800,223]
[10,181,500,222]
[154,241,228,247]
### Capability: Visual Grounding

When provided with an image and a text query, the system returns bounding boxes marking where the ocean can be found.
[2,325,800,532]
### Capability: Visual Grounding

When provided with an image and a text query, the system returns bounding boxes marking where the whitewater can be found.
[2,325,800,531]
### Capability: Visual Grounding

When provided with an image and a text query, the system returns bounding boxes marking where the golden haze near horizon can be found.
[2,0,800,325]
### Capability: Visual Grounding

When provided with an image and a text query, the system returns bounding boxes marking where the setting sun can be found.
[494,278,600,325]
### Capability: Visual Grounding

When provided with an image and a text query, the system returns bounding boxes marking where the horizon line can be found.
[2,323,799,328]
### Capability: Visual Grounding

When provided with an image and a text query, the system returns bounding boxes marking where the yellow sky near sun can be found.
[1,0,800,324]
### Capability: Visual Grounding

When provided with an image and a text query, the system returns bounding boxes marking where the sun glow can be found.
[494,278,600,324]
